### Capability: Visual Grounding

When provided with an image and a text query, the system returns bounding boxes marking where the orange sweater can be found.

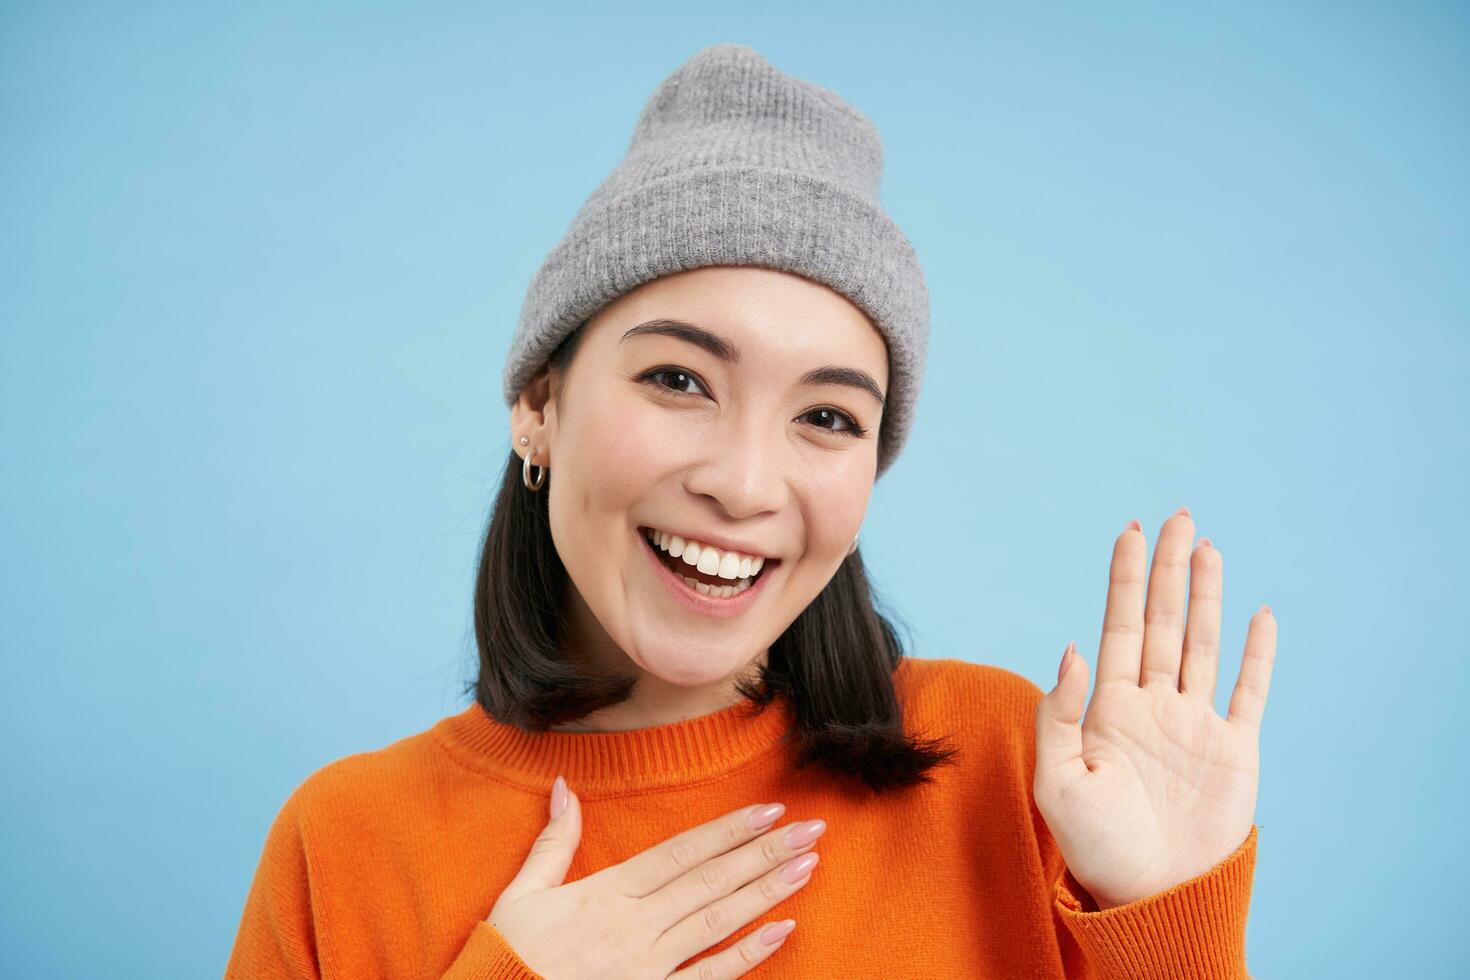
[227,657,1258,978]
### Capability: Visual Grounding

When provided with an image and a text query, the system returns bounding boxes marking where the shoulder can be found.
[274,722,447,838]
[895,655,1046,739]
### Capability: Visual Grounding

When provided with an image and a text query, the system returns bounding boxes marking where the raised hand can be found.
[1032,507,1277,910]
[487,778,824,978]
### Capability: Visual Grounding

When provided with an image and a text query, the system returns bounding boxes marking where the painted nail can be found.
[760,919,797,946]
[747,803,787,830]
[1126,519,1142,532]
[784,819,827,848]
[780,851,820,884]
[550,775,567,820]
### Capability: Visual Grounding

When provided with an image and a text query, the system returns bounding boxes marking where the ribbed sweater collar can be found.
[431,693,796,796]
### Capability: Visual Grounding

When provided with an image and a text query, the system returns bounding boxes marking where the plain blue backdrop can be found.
[3,2,1465,977]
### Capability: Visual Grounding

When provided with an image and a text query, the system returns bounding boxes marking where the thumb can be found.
[1035,642,1088,780]
[502,774,583,899]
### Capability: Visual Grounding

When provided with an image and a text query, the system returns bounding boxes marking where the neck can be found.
[551,659,768,732]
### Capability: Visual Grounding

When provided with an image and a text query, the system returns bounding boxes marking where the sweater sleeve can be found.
[225,790,325,979]
[1032,792,1259,980]
[440,921,545,980]
[226,787,544,979]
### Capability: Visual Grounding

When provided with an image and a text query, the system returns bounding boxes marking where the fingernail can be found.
[1058,642,1074,685]
[784,819,827,848]
[747,803,786,830]
[780,851,820,884]
[550,774,568,820]
[1176,506,1191,517]
[760,919,797,946]
[1198,537,1212,549]
[1261,604,1273,616]
[1126,519,1142,532]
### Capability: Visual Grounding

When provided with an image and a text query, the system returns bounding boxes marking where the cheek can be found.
[582,398,708,508]
[805,462,874,549]
[557,396,669,497]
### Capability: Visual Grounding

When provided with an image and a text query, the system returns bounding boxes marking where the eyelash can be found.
[635,366,869,439]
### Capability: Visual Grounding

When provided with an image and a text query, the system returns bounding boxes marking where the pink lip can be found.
[637,527,777,619]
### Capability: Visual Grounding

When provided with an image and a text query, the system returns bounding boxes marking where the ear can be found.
[509,368,555,466]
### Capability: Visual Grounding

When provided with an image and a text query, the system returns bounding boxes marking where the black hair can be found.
[467,327,959,794]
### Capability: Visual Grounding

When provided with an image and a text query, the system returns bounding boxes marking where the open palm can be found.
[1033,508,1278,910]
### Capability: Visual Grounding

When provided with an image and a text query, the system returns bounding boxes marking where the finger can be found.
[644,818,826,931]
[607,803,789,898]
[657,851,818,970]
[500,776,582,901]
[1227,606,1278,733]
[1094,519,1147,688]
[666,919,798,980]
[1140,508,1195,690]
[1035,642,1090,789]
[1180,538,1223,705]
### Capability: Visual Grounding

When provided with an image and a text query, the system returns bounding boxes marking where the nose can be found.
[682,414,789,520]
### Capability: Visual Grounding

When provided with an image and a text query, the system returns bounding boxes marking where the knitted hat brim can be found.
[503,166,928,479]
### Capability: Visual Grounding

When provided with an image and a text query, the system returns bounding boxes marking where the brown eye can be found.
[644,367,709,398]
[802,408,866,438]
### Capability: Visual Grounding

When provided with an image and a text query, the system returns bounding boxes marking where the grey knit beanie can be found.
[502,42,929,479]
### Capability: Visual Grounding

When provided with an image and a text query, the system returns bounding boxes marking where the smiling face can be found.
[510,265,888,714]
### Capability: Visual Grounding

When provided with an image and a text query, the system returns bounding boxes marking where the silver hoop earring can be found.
[522,447,546,492]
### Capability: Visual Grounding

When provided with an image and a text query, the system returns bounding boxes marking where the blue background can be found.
[3,3,1464,977]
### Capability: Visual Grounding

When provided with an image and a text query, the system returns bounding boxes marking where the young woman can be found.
[228,43,1276,979]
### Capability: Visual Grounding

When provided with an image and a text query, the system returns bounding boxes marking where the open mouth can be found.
[637,526,777,598]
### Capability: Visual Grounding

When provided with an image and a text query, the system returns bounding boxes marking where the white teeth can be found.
[645,526,768,572]
[643,526,771,597]
[671,572,751,596]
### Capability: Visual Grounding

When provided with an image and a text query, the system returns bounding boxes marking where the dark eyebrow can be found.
[620,318,886,408]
